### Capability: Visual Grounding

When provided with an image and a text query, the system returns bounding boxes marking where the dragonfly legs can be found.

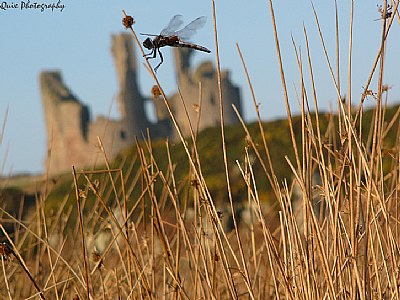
[154,49,163,72]
[143,48,164,72]
[144,49,156,58]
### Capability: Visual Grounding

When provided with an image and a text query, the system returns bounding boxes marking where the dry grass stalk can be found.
[1,1,400,299]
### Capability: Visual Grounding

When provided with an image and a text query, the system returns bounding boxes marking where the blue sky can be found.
[0,0,399,174]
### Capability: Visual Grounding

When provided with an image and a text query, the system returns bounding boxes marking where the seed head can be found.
[0,243,13,260]
[122,15,135,29]
[151,85,162,99]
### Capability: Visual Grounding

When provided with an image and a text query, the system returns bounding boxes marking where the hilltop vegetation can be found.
[2,99,400,298]
[40,102,400,212]
[3,101,400,239]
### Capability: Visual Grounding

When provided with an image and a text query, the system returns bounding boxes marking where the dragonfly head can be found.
[143,37,154,50]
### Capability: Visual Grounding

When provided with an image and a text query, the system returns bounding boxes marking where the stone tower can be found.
[40,34,152,174]
[40,33,242,175]
[40,71,91,173]
[165,48,242,139]
[40,71,135,174]
[111,33,150,138]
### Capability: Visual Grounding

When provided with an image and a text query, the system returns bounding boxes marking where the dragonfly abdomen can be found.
[176,41,211,53]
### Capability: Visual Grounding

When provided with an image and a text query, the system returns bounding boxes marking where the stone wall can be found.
[168,48,241,139]
[40,33,242,175]
[40,72,132,174]
[111,34,150,137]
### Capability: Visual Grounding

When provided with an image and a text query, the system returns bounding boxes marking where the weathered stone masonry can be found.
[40,33,242,174]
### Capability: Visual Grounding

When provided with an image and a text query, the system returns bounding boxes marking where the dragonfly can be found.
[142,15,211,72]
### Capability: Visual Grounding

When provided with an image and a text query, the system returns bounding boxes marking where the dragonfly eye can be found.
[143,38,153,50]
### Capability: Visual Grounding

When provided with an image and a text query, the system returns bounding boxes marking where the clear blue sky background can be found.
[0,0,399,174]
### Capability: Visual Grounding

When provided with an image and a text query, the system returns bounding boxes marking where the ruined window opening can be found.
[120,130,127,140]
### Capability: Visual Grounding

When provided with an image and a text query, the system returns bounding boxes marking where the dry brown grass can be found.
[1,1,400,299]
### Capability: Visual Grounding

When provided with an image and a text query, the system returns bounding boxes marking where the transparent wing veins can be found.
[175,16,207,41]
[160,15,184,37]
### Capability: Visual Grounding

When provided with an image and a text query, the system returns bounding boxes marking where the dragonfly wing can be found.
[160,15,184,36]
[175,16,207,41]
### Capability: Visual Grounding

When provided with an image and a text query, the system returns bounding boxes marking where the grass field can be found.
[1,1,400,299]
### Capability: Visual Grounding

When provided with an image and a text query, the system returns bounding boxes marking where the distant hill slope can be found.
[2,103,400,217]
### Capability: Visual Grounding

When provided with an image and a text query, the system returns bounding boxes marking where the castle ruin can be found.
[40,33,242,174]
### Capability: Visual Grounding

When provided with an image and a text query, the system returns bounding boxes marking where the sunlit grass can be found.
[1,1,400,299]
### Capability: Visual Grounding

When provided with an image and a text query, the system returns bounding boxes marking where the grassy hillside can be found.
[39,103,400,214]
[3,102,400,230]
[2,100,400,298]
